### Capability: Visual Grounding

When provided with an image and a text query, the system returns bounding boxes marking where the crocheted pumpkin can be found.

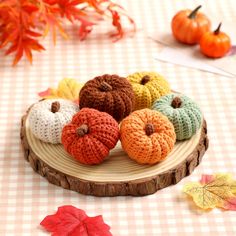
[79,74,134,122]
[28,99,80,144]
[61,108,119,165]
[120,109,176,165]
[152,93,203,140]
[127,72,171,111]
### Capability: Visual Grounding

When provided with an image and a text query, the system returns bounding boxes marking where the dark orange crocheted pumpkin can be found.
[61,108,119,165]
[79,74,135,122]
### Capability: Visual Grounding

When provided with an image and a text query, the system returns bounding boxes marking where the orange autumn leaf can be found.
[183,173,236,211]
[0,0,135,65]
[38,78,83,104]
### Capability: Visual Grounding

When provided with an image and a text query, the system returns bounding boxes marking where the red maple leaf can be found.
[40,205,112,236]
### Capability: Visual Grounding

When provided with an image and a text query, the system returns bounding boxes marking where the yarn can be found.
[120,109,176,165]
[28,99,80,144]
[127,72,171,110]
[79,74,135,122]
[152,93,203,140]
[61,108,119,165]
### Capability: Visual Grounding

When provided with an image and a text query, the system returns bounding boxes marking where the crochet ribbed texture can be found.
[120,109,176,164]
[28,99,80,144]
[62,108,119,165]
[79,74,134,122]
[152,93,203,140]
[127,72,171,111]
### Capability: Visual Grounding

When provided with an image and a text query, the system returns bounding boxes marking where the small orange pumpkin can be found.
[171,5,211,45]
[200,23,231,58]
[120,109,176,165]
[61,108,119,165]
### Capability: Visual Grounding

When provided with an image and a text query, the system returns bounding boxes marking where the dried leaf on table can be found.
[38,78,83,103]
[183,173,236,211]
[40,205,112,236]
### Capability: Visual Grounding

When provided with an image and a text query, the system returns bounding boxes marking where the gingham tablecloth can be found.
[1,0,236,235]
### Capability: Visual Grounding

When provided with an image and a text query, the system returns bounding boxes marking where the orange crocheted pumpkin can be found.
[120,109,176,164]
[61,108,119,165]
[79,74,135,122]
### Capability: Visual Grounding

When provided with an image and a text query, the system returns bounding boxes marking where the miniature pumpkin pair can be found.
[120,93,203,165]
[61,107,177,166]
[79,72,171,121]
[171,5,231,58]
[29,100,120,165]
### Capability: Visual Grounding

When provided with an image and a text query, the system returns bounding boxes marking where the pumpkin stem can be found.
[188,5,202,19]
[171,97,182,108]
[145,123,155,136]
[141,75,150,85]
[100,81,113,91]
[51,101,60,113]
[76,124,89,137]
[214,22,222,35]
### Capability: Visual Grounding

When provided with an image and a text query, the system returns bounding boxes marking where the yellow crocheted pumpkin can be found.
[127,72,171,110]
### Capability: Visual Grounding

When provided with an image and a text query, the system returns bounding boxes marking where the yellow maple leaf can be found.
[183,174,236,210]
[38,78,84,103]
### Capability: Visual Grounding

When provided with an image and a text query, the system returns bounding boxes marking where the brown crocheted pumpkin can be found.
[61,108,119,165]
[79,74,135,122]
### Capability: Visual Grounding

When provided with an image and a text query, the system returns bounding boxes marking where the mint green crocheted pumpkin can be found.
[152,93,202,140]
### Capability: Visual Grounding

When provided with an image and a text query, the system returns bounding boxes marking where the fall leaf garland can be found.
[0,0,135,66]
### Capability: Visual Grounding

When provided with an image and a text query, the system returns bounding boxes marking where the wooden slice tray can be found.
[20,106,209,197]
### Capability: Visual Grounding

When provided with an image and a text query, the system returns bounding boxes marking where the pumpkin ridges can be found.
[129,83,143,110]
[171,7,211,45]
[157,136,170,160]
[141,85,152,109]
[145,83,161,106]
[123,134,153,163]
[152,94,202,140]
[184,108,201,134]
[200,23,231,58]
[120,109,176,164]
[179,109,193,139]
[113,92,126,118]
[84,136,108,164]
[127,72,171,111]
[91,136,110,163]
[62,108,119,165]
[118,91,134,118]
[149,135,162,164]
[81,87,106,111]
[29,99,79,144]
[90,123,119,149]
[79,75,134,122]
[102,91,115,118]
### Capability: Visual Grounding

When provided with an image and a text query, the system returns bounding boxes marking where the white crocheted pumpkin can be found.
[28,99,80,144]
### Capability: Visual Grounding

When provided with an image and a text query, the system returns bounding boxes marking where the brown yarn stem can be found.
[171,97,182,108]
[145,123,155,136]
[141,75,150,85]
[188,5,202,19]
[51,101,60,113]
[214,22,222,35]
[76,124,89,137]
[100,81,113,91]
